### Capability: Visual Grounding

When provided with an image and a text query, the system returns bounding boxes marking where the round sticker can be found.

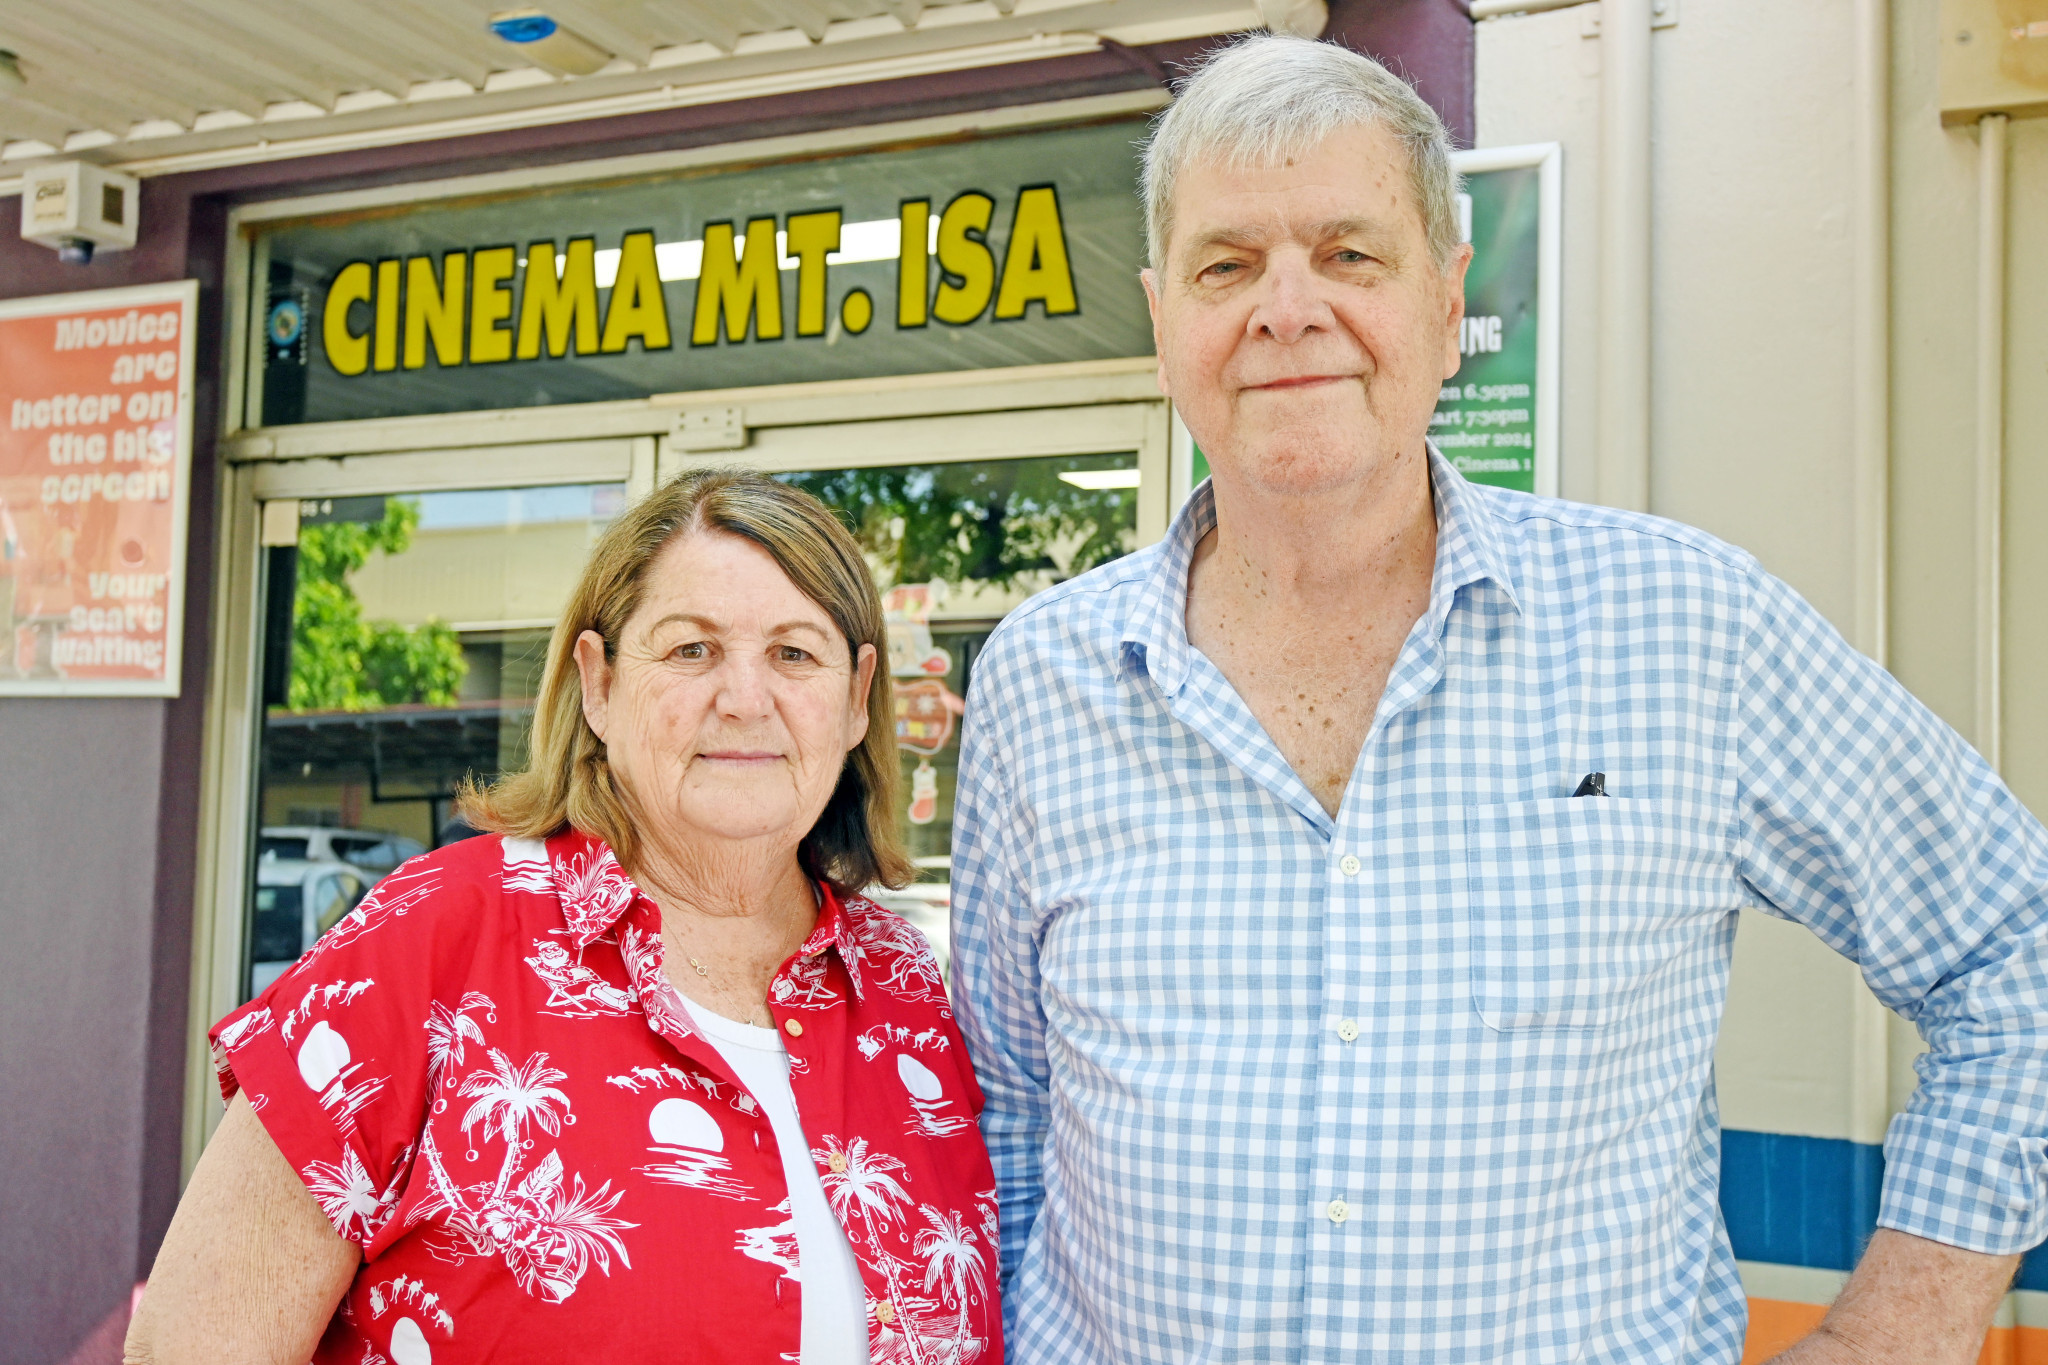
[267,298,304,348]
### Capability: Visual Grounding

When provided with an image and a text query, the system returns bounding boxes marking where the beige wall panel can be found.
[1717,912,1873,1139]
[1999,118,2048,815]
[1888,0,1991,741]
[1479,1,1903,1144]
[1475,9,1603,504]
[1480,2,1865,621]
[1646,1,1861,625]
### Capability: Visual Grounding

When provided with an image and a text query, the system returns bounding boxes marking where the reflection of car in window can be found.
[258,825,425,881]
[249,858,369,994]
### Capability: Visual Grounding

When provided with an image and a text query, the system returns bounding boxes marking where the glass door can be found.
[245,480,628,997]
[227,401,1164,1009]
[781,449,1142,967]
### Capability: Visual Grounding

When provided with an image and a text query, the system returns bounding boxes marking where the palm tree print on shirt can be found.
[304,1144,404,1243]
[408,1041,635,1303]
[460,1049,571,1202]
[814,1134,987,1365]
[209,831,1000,1360]
[423,992,495,1102]
[914,1204,987,1360]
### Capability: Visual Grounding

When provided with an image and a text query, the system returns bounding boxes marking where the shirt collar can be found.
[793,879,866,1002]
[544,830,864,995]
[1118,445,1522,692]
[1425,444,1523,622]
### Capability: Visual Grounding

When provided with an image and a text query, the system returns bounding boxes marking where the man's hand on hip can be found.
[1764,1228,2018,1364]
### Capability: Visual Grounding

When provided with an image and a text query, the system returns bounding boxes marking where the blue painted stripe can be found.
[1719,1128,2048,1291]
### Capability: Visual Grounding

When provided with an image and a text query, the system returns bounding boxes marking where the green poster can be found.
[1434,154,1551,494]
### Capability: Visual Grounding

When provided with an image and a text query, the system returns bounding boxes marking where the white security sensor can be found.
[19,162,140,265]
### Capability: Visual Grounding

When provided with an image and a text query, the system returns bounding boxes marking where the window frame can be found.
[186,86,1180,1180]
[186,387,1174,1179]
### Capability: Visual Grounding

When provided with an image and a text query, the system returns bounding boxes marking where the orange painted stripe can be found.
[1979,1323,2048,1365]
[1742,1299,2048,1364]
[1741,1298,1827,1363]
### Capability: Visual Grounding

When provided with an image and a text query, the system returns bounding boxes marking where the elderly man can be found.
[950,33,2048,1365]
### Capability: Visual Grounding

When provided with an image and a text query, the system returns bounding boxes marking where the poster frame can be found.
[0,278,200,698]
[1450,140,1562,499]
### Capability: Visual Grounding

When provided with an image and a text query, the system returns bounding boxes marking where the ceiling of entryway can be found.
[0,0,1279,177]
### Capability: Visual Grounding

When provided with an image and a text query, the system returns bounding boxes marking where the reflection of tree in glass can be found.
[782,459,1135,589]
[290,499,467,712]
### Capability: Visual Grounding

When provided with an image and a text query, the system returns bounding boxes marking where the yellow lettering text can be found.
[692,218,783,346]
[784,210,840,338]
[932,192,995,326]
[403,252,466,369]
[322,261,372,376]
[994,186,1079,320]
[518,237,600,359]
[469,246,517,364]
[897,200,930,329]
[373,258,400,372]
[600,231,671,353]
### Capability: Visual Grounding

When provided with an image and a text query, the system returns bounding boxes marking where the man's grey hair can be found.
[1140,34,1463,274]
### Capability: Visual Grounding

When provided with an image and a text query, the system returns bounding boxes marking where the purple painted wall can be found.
[0,12,1469,1361]
[1334,0,1477,146]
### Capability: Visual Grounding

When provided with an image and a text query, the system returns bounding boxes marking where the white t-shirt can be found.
[676,992,873,1365]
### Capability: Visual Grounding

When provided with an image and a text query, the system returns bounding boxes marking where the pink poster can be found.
[0,282,196,696]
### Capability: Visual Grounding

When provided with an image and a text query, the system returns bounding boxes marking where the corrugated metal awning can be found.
[0,1,1297,180]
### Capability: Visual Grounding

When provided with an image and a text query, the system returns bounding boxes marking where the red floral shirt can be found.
[211,831,999,1364]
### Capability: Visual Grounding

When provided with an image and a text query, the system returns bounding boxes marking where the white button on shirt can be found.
[950,454,2048,1365]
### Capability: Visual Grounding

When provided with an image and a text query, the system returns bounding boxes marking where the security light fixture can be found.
[488,10,613,76]
[19,161,139,265]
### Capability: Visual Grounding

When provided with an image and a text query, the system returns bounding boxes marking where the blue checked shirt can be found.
[949,451,2048,1364]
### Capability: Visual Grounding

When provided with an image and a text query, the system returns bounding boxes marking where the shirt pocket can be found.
[1463,797,1731,1031]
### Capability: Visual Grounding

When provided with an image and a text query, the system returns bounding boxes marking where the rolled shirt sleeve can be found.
[1733,562,2048,1256]
[949,657,1055,1320]
[208,859,460,1255]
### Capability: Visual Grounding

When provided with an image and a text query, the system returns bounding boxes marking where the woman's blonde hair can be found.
[459,467,914,893]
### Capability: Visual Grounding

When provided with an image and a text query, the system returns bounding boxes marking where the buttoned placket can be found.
[1159,617,1463,1362]
[1299,546,1475,1362]
[1128,465,1511,1360]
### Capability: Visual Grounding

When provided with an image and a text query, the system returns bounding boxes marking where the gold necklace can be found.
[687,955,710,978]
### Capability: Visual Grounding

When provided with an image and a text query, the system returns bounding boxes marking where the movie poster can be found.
[0,281,197,696]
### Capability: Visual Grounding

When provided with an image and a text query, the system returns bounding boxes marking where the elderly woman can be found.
[129,471,999,1365]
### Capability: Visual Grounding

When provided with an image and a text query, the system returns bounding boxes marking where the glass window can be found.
[783,451,1141,968]
[242,480,626,1002]
[311,871,367,936]
[249,884,304,967]
[238,453,1139,999]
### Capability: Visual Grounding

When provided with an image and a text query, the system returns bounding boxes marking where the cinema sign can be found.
[319,188,1079,376]
[254,119,1154,426]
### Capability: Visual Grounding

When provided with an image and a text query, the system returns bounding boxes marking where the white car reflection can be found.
[259,825,425,882]
[249,858,370,994]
